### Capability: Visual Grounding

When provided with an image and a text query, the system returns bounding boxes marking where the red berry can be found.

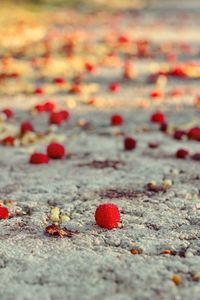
[2,136,15,145]
[160,122,168,132]
[176,148,189,159]
[124,136,137,151]
[109,82,120,92]
[44,101,56,112]
[85,62,95,73]
[49,112,63,126]
[35,104,45,113]
[118,34,130,44]
[191,153,200,161]
[111,114,124,126]
[187,127,200,141]
[34,87,45,95]
[47,143,65,159]
[148,142,159,149]
[2,108,13,118]
[151,111,167,124]
[29,153,49,164]
[95,203,120,230]
[53,77,66,85]
[150,90,163,99]
[173,130,187,140]
[60,110,70,121]
[169,65,188,78]
[0,206,9,219]
[20,121,35,135]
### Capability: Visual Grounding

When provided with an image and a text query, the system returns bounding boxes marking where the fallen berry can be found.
[34,87,45,95]
[0,206,9,219]
[148,142,159,149]
[29,153,49,164]
[20,121,35,135]
[35,104,45,113]
[151,111,167,124]
[95,203,121,230]
[60,110,70,121]
[150,90,163,99]
[187,127,200,141]
[160,122,168,132]
[124,136,137,151]
[2,136,15,146]
[44,101,56,112]
[173,130,187,140]
[111,114,124,126]
[47,143,65,159]
[191,153,200,161]
[2,108,14,118]
[118,34,130,44]
[109,82,120,92]
[85,62,95,73]
[49,112,64,126]
[53,77,66,85]
[176,148,189,159]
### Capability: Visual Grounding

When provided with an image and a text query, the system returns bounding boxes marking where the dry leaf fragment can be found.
[45,224,78,238]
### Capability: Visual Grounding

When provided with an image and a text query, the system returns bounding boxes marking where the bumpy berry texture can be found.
[124,136,137,151]
[151,111,167,124]
[0,206,9,219]
[47,143,65,159]
[95,203,121,230]
[111,114,124,126]
[29,153,49,164]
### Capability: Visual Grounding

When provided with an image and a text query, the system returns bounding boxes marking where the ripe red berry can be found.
[53,77,66,85]
[35,104,45,113]
[0,206,9,219]
[176,148,189,159]
[2,108,14,118]
[173,130,187,140]
[118,34,130,44]
[60,110,70,121]
[160,122,168,132]
[151,111,167,124]
[111,114,124,126]
[85,62,95,73]
[2,136,15,146]
[109,82,120,92]
[95,203,121,230]
[150,90,163,99]
[187,127,200,141]
[191,153,200,161]
[49,112,63,126]
[44,101,56,112]
[20,121,35,135]
[29,153,49,164]
[34,87,45,95]
[148,142,159,149]
[47,143,65,159]
[124,136,137,151]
